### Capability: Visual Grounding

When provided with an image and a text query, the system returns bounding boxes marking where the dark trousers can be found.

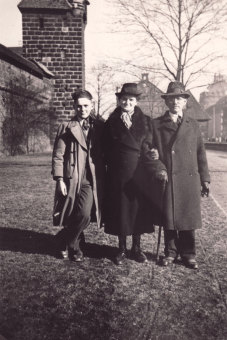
[56,178,93,253]
[164,230,196,260]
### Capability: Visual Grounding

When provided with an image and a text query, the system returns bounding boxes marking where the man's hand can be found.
[57,180,67,196]
[156,170,168,182]
[150,148,159,160]
[201,182,209,197]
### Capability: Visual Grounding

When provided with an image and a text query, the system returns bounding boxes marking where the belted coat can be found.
[143,111,210,230]
[103,106,155,236]
[52,117,105,228]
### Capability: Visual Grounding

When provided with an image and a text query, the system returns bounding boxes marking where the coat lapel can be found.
[68,120,87,150]
[159,111,178,133]
[109,107,147,150]
[173,113,191,145]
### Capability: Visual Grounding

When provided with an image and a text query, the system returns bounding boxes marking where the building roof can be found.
[31,59,55,78]
[18,0,72,10]
[137,74,210,121]
[9,47,23,55]
[0,44,53,79]
[18,0,90,11]
[186,91,210,121]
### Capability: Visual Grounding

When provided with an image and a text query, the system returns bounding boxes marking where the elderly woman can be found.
[103,83,156,265]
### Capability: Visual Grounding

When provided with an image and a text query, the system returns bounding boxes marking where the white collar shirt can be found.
[169,111,183,123]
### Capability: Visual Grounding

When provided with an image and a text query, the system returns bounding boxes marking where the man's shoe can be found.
[162,256,175,266]
[60,249,68,259]
[183,258,198,269]
[73,252,84,262]
[68,248,84,262]
[115,250,126,265]
[131,248,148,263]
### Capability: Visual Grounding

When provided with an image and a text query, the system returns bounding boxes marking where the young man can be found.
[143,81,210,269]
[52,90,105,261]
[103,83,155,265]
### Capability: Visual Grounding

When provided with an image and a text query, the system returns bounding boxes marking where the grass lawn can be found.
[0,153,226,340]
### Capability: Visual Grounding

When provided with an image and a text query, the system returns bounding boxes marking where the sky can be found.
[0,0,227,100]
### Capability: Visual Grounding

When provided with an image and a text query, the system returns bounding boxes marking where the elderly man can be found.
[143,81,210,269]
[52,89,105,262]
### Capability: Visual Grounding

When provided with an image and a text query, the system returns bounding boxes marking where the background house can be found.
[200,74,227,141]
[136,74,209,139]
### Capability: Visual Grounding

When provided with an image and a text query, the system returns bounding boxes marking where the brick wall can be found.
[21,10,85,139]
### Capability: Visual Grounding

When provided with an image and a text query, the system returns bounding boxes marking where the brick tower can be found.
[18,0,89,138]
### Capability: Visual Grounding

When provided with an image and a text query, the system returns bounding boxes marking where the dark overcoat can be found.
[103,106,155,236]
[52,117,105,228]
[143,111,210,230]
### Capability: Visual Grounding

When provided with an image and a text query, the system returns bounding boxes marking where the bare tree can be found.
[1,75,52,155]
[108,0,227,87]
[87,64,117,120]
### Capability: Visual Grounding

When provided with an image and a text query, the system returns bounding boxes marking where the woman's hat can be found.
[161,81,190,99]
[115,83,142,98]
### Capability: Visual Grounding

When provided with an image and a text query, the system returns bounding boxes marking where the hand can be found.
[150,148,159,160]
[57,180,67,196]
[156,170,168,182]
[201,182,209,197]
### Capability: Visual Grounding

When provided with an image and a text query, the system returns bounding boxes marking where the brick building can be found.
[18,0,89,139]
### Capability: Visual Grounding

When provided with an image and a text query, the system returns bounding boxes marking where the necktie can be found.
[177,116,182,126]
[82,119,90,131]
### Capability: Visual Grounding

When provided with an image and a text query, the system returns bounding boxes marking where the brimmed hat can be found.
[115,83,142,98]
[161,81,190,99]
[72,89,93,101]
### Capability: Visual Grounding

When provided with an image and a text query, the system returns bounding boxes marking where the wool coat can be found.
[103,106,155,236]
[52,117,105,228]
[143,111,210,230]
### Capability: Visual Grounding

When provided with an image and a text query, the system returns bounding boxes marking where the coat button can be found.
[172,150,175,154]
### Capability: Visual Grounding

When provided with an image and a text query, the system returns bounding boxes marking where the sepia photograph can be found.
[0,1,227,339]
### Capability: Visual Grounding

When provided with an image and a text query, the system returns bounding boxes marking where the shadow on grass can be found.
[0,227,56,256]
[83,242,118,261]
[0,227,118,261]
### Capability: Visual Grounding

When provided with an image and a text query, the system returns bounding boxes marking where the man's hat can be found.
[161,81,190,99]
[72,89,93,101]
[115,83,142,98]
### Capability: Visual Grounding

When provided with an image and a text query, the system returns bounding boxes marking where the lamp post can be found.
[212,105,216,140]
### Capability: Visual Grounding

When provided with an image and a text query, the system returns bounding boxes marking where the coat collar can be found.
[159,111,191,145]
[109,106,148,150]
[160,111,190,129]
[67,120,87,150]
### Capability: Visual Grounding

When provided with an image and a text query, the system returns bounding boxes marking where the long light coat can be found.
[52,118,105,228]
[143,112,210,230]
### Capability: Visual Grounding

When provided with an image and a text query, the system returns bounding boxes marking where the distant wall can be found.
[0,57,53,156]
[205,142,227,152]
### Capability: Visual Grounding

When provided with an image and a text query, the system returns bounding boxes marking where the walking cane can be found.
[156,179,167,263]
[156,225,162,262]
